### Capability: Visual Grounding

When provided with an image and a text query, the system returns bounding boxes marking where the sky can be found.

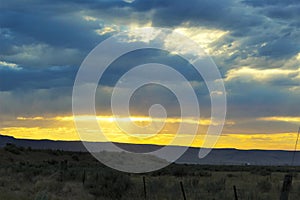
[0,0,300,150]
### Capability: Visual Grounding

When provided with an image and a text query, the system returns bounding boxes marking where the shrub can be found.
[173,167,188,177]
[85,171,131,199]
[4,143,21,155]
[257,179,272,193]
[203,178,226,193]
[72,154,79,161]
[34,191,49,200]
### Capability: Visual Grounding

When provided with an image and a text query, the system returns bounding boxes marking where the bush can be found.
[71,154,79,161]
[4,143,21,155]
[85,171,131,199]
[34,190,49,200]
[203,178,226,193]
[173,167,188,177]
[257,179,272,193]
[251,168,272,176]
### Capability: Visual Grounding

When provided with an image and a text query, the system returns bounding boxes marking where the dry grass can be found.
[1,145,300,199]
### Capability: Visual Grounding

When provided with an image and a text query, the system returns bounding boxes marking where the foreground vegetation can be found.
[1,144,300,200]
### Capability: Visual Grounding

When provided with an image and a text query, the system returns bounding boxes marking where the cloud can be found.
[0,65,77,91]
[2,0,300,68]
[2,43,84,68]
[16,114,234,126]
[0,60,21,70]
[258,116,300,123]
[225,66,300,84]
[264,4,300,20]
[0,4,106,49]
[0,88,73,117]
[258,35,300,58]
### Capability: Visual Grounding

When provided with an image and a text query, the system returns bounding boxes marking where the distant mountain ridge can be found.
[1,134,300,166]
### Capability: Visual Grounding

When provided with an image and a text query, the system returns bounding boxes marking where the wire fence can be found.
[142,176,300,200]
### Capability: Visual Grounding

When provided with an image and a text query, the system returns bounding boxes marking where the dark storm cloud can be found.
[99,49,204,86]
[0,10,102,51]
[124,0,300,59]
[1,49,205,91]
[0,0,117,70]
[0,87,73,117]
[226,81,300,118]
[128,0,263,36]
[243,0,299,7]
[264,5,300,20]
[239,0,300,59]
[2,0,300,66]
[258,35,300,59]
[0,66,77,91]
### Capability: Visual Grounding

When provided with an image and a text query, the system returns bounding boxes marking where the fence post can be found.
[280,174,293,200]
[82,170,86,185]
[143,176,147,200]
[180,181,187,200]
[233,185,238,200]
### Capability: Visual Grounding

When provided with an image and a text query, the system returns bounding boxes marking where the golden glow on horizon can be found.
[17,116,44,121]
[0,127,78,141]
[16,115,231,126]
[1,126,299,150]
[214,132,300,150]
[0,115,298,150]
[258,116,300,123]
